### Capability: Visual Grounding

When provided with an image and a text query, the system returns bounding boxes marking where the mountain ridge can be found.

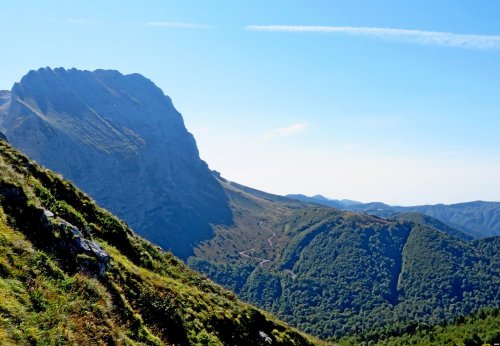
[286,194,500,238]
[1,67,233,259]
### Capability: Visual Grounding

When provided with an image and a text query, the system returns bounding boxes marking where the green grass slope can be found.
[0,139,320,346]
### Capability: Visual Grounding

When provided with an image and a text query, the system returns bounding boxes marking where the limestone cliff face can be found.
[2,67,232,259]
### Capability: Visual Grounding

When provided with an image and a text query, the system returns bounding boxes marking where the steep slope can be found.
[286,195,500,238]
[190,179,313,267]
[0,138,317,345]
[190,182,500,340]
[1,67,232,259]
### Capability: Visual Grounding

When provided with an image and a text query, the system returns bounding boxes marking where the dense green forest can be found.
[190,192,500,340]
[340,307,500,345]
[0,139,317,345]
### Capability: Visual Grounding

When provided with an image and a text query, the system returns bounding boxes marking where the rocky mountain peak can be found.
[1,67,232,259]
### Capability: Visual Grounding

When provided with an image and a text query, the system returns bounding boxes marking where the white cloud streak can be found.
[147,21,211,29]
[246,25,500,50]
[263,122,309,141]
[63,19,211,29]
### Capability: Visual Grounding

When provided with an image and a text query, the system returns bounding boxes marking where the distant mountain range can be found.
[287,194,363,209]
[1,67,498,342]
[286,194,500,239]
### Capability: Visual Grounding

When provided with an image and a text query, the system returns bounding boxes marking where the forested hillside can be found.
[340,307,499,345]
[287,195,500,239]
[191,182,500,340]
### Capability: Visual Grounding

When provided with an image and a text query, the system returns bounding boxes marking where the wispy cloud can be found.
[246,25,500,50]
[147,21,211,29]
[63,19,211,29]
[263,122,309,141]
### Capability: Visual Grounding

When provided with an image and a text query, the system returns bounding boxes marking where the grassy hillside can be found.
[189,182,500,341]
[191,179,310,265]
[0,139,319,345]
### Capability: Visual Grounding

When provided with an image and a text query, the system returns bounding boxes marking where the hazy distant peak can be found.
[311,194,329,201]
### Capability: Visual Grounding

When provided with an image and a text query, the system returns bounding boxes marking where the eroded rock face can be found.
[2,68,232,259]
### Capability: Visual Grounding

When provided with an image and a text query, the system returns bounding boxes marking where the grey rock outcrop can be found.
[59,221,110,276]
[39,209,110,276]
[1,67,232,259]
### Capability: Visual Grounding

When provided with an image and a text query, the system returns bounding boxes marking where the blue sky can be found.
[1,1,499,205]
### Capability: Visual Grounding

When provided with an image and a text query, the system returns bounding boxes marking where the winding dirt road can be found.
[238,222,276,267]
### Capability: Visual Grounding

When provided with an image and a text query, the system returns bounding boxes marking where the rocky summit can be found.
[1,67,232,259]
